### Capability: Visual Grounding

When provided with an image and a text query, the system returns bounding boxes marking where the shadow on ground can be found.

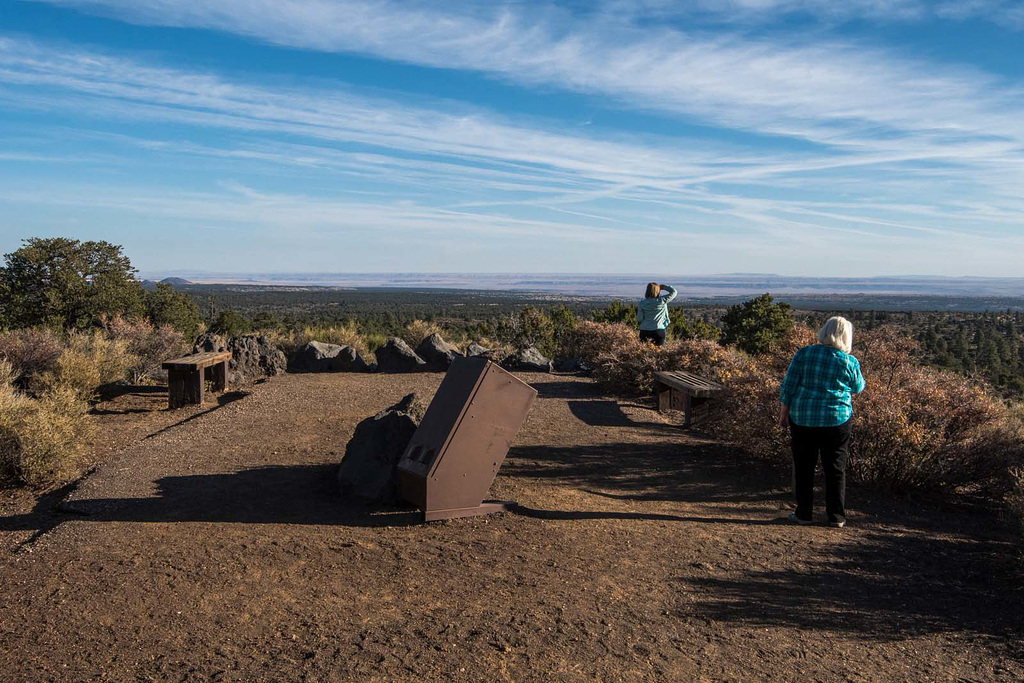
[676,529,1024,650]
[505,441,789,507]
[0,465,420,542]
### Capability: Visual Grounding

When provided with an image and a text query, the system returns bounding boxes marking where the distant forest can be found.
[177,284,1024,399]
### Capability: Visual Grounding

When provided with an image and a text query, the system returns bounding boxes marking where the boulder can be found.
[338,346,377,373]
[415,333,461,372]
[338,393,426,505]
[465,342,495,359]
[375,337,426,373]
[291,340,344,372]
[554,357,590,373]
[192,333,227,354]
[227,335,287,382]
[505,346,553,373]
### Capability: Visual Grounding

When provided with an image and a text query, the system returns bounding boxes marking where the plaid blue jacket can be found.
[780,344,865,427]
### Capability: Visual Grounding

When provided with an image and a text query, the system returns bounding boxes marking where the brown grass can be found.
[0,361,92,487]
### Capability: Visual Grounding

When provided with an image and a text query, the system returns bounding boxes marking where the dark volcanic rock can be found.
[465,342,494,359]
[338,393,426,504]
[192,333,227,354]
[291,340,344,372]
[505,346,553,373]
[227,335,287,382]
[554,357,589,373]
[339,346,377,373]
[415,333,461,372]
[374,337,426,373]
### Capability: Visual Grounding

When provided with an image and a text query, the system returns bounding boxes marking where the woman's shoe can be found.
[828,520,846,528]
[788,512,813,525]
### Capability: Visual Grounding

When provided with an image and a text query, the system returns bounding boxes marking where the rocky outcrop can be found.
[227,335,287,382]
[192,333,227,354]
[465,342,495,359]
[375,337,426,373]
[415,333,461,372]
[504,346,553,373]
[338,393,426,505]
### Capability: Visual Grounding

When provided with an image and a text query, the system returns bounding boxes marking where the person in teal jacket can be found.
[637,282,676,346]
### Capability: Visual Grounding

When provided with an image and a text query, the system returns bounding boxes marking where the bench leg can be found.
[169,366,204,408]
[168,368,185,409]
[209,360,228,393]
[657,382,671,413]
[682,392,694,429]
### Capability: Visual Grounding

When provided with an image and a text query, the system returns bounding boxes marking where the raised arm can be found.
[659,284,677,303]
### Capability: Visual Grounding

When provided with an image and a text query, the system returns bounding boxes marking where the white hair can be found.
[818,316,853,354]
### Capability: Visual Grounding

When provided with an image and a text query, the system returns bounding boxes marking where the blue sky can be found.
[0,0,1023,276]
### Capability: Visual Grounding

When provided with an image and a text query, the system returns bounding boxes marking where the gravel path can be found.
[0,372,1021,681]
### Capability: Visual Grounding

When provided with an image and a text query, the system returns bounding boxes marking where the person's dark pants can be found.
[639,329,666,346]
[789,419,851,524]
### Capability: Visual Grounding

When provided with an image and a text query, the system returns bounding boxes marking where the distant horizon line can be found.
[141,272,1024,281]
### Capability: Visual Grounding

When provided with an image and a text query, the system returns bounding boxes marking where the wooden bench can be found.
[162,351,232,409]
[654,370,724,428]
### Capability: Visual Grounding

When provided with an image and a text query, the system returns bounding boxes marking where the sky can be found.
[0,0,1022,277]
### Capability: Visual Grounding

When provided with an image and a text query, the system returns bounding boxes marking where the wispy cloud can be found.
[2,1,1024,274]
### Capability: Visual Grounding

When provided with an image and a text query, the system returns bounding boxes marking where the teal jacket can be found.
[637,285,677,331]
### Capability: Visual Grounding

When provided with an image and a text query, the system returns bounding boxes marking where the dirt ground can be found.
[0,371,1022,682]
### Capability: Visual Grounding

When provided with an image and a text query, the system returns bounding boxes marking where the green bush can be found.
[669,313,721,342]
[497,307,556,356]
[591,300,637,327]
[721,293,793,356]
[210,310,253,338]
[145,283,202,339]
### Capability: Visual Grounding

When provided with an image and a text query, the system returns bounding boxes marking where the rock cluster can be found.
[337,393,426,505]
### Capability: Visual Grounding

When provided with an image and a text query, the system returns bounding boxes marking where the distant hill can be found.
[159,277,192,286]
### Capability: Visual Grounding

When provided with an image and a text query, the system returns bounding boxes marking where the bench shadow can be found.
[566,399,679,432]
[531,380,605,399]
[142,391,251,439]
[0,465,419,539]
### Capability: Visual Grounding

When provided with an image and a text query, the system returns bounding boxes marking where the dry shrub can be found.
[103,315,186,383]
[1008,467,1024,535]
[563,321,745,393]
[0,361,92,487]
[708,326,1015,493]
[36,329,136,400]
[400,320,443,349]
[0,328,63,381]
[574,321,1022,496]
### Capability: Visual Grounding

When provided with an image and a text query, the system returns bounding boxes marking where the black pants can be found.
[790,419,851,524]
[639,329,666,346]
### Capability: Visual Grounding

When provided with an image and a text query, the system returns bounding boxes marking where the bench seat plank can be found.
[162,351,232,371]
[654,370,724,398]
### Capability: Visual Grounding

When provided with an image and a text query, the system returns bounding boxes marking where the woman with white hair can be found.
[779,316,865,528]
